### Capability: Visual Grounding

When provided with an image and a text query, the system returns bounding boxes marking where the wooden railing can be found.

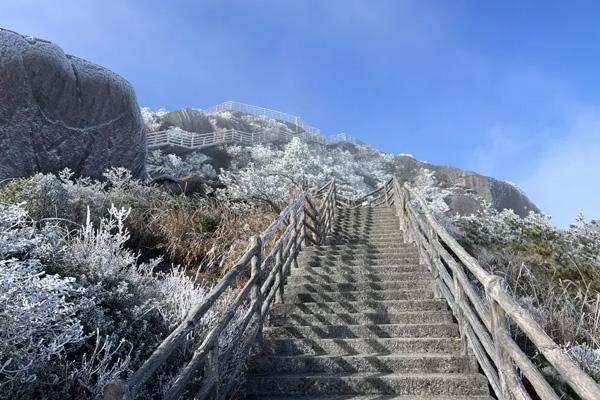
[103,181,338,400]
[357,177,600,400]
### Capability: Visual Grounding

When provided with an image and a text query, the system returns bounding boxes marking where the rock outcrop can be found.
[0,28,146,181]
[393,155,538,217]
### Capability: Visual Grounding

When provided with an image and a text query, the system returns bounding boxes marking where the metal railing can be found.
[147,102,362,151]
[203,101,321,136]
[352,177,600,400]
[103,181,338,400]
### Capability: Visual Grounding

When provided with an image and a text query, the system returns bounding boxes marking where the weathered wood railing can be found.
[103,181,338,400]
[358,177,600,400]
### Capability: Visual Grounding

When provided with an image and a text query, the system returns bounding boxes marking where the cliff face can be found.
[144,106,539,217]
[391,156,538,216]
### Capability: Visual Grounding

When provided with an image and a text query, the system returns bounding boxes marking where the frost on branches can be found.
[0,197,235,398]
[218,137,392,210]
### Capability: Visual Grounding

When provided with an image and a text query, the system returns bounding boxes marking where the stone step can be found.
[285,281,433,293]
[331,230,403,236]
[298,260,421,269]
[334,223,399,228]
[335,215,398,219]
[309,244,417,251]
[326,238,407,246]
[294,265,426,275]
[287,272,432,284]
[284,289,434,303]
[273,300,448,314]
[246,395,494,400]
[270,311,454,326]
[301,248,417,256]
[297,259,420,268]
[298,255,420,263]
[300,248,417,255]
[334,224,400,230]
[249,353,478,375]
[264,323,459,339]
[261,337,463,356]
[245,373,490,396]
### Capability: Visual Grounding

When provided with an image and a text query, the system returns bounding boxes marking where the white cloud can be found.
[520,109,600,227]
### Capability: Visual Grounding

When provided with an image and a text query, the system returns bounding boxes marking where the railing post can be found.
[453,272,469,355]
[488,276,519,400]
[250,236,264,345]
[204,345,220,399]
[274,245,284,303]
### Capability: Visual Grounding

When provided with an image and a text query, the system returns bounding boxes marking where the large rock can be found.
[0,28,146,181]
[393,156,538,217]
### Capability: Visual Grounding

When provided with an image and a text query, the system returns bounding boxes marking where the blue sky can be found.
[2,0,600,227]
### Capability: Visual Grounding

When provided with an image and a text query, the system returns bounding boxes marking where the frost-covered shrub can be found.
[566,344,600,382]
[26,173,72,220]
[219,137,386,210]
[0,258,89,396]
[147,150,216,178]
[0,177,33,205]
[0,203,54,258]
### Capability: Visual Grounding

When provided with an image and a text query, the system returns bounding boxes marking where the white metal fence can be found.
[147,102,362,150]
[203,100,321,136]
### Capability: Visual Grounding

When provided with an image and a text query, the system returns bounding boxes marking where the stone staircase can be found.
[245,207,492,399]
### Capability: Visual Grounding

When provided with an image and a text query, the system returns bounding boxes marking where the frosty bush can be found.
[147,150,216,178]
[27,173,72,220]
[567,344,600,382]
[0,258,89,396]
[219,137,385,210]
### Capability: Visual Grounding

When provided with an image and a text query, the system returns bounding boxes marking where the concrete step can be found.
[287,272,432,284]
[326,238,408,246]
[249,353,478,375]
[245,373,490,396]
[285,281,432,293]
[284,289,434,303]
[298,260,421,269]
[300,250,418,256]
[300,249,417,257]
[273,300,448,314]
[298,255,420,263]
[264,323,459,339]
[293,265,426,275]
[334,222,400,228]
[270,311,454,326]
[246,395,494,400]
[334,225,401,231]
[331,231,403,236]
[308,244,417,251]
[261,337,463,356]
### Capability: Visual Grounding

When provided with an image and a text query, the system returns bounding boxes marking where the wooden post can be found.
[250,236,264,345]
[291,211,300,270]
[274,245,284,303]
[299,208,308,248]
[453,272,469,355]
[489,276,519,400]
[204,345,220,399]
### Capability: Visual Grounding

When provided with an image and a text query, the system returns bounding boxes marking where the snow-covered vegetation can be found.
[0,169,266,398]
[2,106,599,397]
[411,171,600,383]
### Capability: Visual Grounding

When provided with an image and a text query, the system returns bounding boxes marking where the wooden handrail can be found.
[103,181,338,400]
[351,176,600,400]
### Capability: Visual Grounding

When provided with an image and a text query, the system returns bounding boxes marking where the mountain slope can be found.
[142,105,538,217]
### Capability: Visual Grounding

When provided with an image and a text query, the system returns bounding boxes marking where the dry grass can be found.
[141,197,277,283]
[481,247,600,347]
